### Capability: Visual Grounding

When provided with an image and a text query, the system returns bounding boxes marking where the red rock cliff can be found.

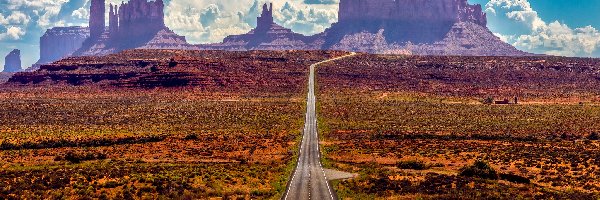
[37,26,89,65]
[338,0,486,26]
[3,49,21,73]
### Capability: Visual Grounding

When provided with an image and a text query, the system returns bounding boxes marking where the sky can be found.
[1,0,600,71]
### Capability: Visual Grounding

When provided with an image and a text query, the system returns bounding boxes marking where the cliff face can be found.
[74,0,188,57]
[7,49,346,89]
[327,0,488,45]
[339,0,486,26]
[48,0,524,59]
[319,0,526,56]
[89,0,105,38]
[202,1,524,56]
[3,49,22,73]
[37,27,90,65]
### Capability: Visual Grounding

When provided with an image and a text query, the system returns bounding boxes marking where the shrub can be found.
[397,160,428,170]
[168,58,178,68]
[500,173,530,184]
[183,133,199,140]
[459,160,498,180]
[56,151,107,163]
[482,97,494,105]
[586,132,599,140]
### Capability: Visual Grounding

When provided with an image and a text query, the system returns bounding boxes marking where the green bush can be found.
[397,160,428,170]
[459,160,498,180]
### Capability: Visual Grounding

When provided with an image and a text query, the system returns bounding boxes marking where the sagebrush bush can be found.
[459,160,498,180]
[587,132,599,140]
[397,160,428,170]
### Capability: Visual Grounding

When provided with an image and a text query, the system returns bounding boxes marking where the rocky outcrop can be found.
[7,49,346,89]
[407,22,527,56]
[114,0,166,42]
[74,0,189,57]
[89,0,105,38]
[326,22,527,56]
[324,0,489,45]
[338,0,486,26]
[318,0,526,56]
[3,49,21,72]
[140,28,191,49]
[200,3,320,51]
[200,1,525,56]
[36,27,90,65]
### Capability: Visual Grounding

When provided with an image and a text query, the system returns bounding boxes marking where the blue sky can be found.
[1,0,600,70]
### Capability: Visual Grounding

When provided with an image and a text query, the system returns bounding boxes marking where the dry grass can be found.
[318,55,600,199]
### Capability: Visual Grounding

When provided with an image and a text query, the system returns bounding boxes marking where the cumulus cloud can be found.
[0,0,81,67]
[200,4,220,27]
[4,11,30,25]
[486,0,600,56]
[164,0,338,44]
[0,26,26,40]
[164,0,253,43]
[1,0,340,67]
[276,2,337,35]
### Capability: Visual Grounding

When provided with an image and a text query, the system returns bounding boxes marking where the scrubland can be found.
[0,50,345,199]
[318,54,600,199]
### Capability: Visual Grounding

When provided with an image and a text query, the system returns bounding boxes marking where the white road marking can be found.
[283,52,356,200]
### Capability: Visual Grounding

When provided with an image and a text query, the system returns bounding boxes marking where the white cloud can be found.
[276,2,337,35]
[0,26,26,40]
[486,0,600,56]
[6,11,30,25]
[164,0,338,44]
[0,14,6,25]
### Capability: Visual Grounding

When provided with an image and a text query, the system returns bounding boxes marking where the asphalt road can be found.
[284,53,355,200]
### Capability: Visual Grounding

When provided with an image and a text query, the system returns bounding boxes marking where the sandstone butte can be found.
[33,0,528,68]
[3,49,22,73]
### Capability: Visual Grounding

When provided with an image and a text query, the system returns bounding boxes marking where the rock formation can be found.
[331,0,487,45]
[200,3,320,51]
[318,0,526,55]
[74,0,191,56]
[36,26,89,65]
[3,49,22,72]
[8,49,346,88]
[406,22,525,56]
[338,0,486,26]
[35,0,527,62]
[89,0,105,38]
[202,1,526,56]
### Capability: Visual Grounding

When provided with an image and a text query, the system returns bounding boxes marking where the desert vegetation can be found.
[318,54,600,199]
[0,88,303,199]
[0,50,348,199]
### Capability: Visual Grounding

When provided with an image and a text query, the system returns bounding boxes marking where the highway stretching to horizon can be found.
[283,53,356,200]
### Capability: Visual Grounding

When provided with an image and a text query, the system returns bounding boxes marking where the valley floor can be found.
[317,54,600,199]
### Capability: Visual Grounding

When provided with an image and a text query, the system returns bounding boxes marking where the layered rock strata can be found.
[74,0,190,56]
[36,26,90,65]
[204,1,526,56]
